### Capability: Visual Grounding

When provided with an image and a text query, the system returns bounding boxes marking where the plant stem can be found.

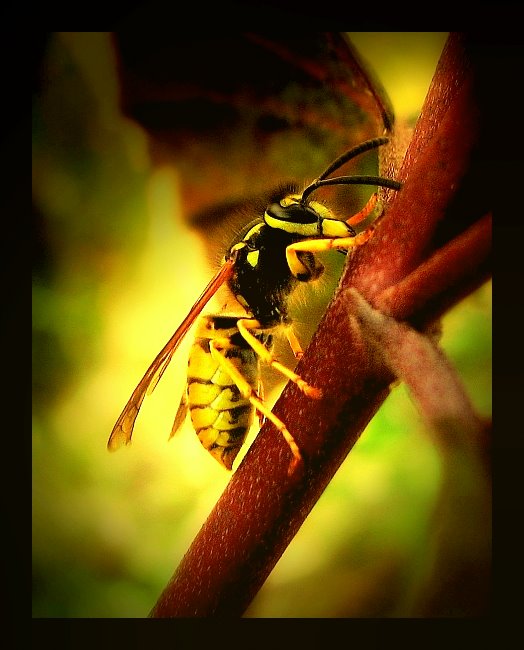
[150,32,491,618]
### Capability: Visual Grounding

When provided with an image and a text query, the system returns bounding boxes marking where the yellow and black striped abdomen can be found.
[186,315,269,470]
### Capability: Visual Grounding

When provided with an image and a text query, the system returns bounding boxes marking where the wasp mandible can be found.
[108,136,401,474]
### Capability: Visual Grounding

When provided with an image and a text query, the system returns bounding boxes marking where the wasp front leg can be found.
[285,228,374,280]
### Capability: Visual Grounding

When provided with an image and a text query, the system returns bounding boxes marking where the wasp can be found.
[108,137,401,474]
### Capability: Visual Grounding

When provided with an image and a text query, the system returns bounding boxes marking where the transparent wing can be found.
[107,259,235,450]
[169,392,188,440]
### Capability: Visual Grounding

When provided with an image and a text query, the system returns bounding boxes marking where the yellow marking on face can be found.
[307,200,333,219]
[269,198,352,238]
[264,212,318,236]
[321,218,354,238]
[305,201,351,236]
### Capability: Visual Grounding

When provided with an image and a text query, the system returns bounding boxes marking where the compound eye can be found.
[265,202,318,225]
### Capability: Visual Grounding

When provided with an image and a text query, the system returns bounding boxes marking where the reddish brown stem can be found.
[376,212,492,328]
[150,33,491,618]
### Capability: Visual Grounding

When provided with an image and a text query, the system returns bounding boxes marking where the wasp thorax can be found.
[109,137,400,475]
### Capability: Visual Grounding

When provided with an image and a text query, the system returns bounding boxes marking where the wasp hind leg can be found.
[236,319,321,399]
[256,380,265,427]
[209,340,302,474]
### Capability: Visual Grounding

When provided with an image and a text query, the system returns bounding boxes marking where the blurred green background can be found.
[32,32,490,618]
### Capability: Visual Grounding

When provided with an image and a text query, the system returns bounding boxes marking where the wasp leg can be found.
[209,340,302,474]
[256,380,266,427]
[286,228,374,279]
[236,319,322,399]
[346,192,378,227]
[285,326,304,360]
